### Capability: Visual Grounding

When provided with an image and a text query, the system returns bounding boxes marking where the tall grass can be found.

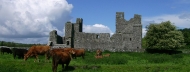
[1,51,190,72]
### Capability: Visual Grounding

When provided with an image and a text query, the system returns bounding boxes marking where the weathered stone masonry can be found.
[49,12,143,52]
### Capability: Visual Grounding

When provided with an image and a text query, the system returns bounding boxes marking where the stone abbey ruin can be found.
[49,12,142,52]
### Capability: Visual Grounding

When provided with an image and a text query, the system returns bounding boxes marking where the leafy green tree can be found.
[142,38,146,49]
[178,28,190,48]
[144,21,185,50]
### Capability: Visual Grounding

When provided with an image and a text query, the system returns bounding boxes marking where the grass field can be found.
[1,51,190,72]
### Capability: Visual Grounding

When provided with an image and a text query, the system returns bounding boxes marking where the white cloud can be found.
[142,12,190,37]
[83,24,114,35]
[179,13,190,19]
[143,13,190,28]
[178,0,190,4]
[0,0,73,44]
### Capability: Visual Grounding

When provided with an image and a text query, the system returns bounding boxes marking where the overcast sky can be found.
[0,0,190,44]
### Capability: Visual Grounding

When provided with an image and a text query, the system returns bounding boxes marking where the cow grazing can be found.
[12,48,28,59]
[70,48,85,59]
[24,45,51,62]
[96,49,102,56]
[103,53,110,57]
[52,51,71,72]
[0,47,12,54]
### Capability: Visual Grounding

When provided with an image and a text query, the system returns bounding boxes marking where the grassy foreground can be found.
[1,51,190,72]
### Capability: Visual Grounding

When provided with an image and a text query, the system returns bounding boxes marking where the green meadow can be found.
[1,51,190,72]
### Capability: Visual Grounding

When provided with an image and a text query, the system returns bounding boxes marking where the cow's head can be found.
[69,49,75,55]
[96,49,102,56]
[24,53,30,61]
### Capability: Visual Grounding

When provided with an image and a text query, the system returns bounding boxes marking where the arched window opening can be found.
[67,41,69,45]
[96,35,99,39]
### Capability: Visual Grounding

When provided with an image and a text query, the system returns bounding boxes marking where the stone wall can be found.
[49,12,143,52]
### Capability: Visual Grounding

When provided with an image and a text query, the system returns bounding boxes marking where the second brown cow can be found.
[70,48,85,59]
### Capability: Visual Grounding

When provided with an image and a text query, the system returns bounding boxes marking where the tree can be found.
[144,21,185,50]
[142,38,146,49]
[178,28,190,48]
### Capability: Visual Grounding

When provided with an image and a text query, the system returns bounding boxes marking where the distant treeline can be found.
[0,41,46,47]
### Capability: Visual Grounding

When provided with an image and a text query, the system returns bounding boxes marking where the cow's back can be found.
[27,46,36,53]
[28,45,50,54]
[63,48,74,52]
[36,46,50,53]
[51,48,65,56]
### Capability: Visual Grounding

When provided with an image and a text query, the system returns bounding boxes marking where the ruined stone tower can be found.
[115,12,142,50]
[49,12,142,52]
[64,18,83,48]
[49,30,63,45]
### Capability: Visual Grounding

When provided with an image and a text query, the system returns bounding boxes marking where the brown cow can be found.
[51,48,65,53]
[51,48,74,59]
[63,48,73,51]
[52,51,71,72]
[96,49,102,56]
[103,53,110,57]
[24,45,51,62]
[95,55,103,59]
[51,48,74,52]
[70,48,85,59]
